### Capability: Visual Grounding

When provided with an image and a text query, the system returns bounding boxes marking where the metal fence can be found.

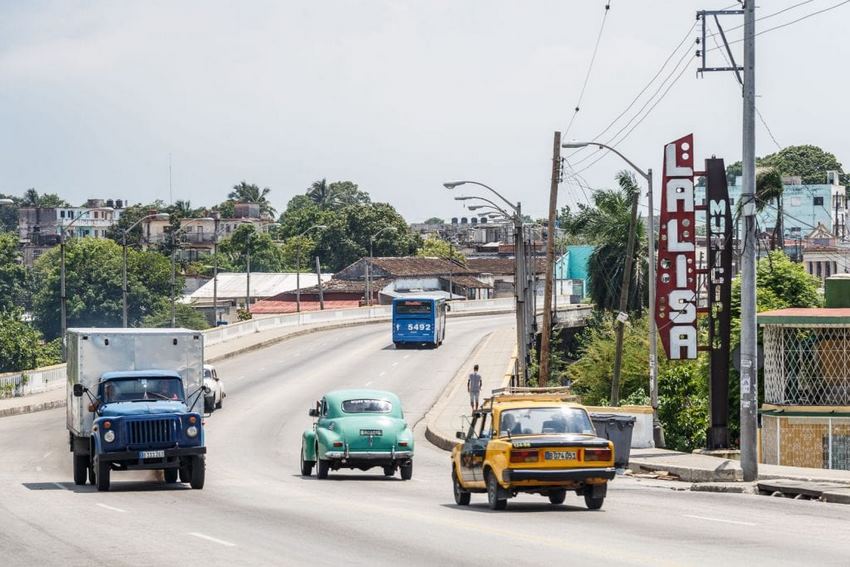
[763,324,850,406]
[762,415,850,471]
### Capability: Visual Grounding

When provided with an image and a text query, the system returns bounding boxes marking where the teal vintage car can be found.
[300,389,414,480]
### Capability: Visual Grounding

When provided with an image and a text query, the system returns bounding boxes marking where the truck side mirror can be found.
[446,303,451,312]
[308,408,319,417]
[73,384,85,397]
[456,431,466,440]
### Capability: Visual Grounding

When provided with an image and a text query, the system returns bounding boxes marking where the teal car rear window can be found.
[342,399,392,413]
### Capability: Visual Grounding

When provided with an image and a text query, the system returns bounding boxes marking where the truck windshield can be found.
[101,378,185,403]
[498,407,594,436]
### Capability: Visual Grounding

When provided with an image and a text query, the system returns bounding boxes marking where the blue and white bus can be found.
[392,297,448,348]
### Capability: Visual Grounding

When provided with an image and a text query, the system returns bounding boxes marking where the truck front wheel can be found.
[73,453,88,486]
[190,456,205,489]
[96,459,111,492]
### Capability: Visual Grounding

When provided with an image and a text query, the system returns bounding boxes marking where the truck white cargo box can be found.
[66,328,204,437]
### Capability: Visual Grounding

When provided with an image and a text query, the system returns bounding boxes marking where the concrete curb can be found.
[689,482,759,495]
[0,399,66,419]
[628,459,743,483]
[423,332,496,452]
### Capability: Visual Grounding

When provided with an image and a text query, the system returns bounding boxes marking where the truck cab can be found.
[67,328,207,492]
[81,371,206,491]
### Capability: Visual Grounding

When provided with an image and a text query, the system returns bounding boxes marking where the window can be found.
[395,301,432,315]
[60,210,66,219]
[341,399,392,413]
[814,196,824,206]
[498,407,594,436]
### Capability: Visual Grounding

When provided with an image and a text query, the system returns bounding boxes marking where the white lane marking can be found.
[52,482,68,490]
[258,367,266,371]
[96,503,127,513]
[403,354,410,360]
[189,532,236,547]
[683,514,755,526]
[392,362,399,367]
[379,371,386,377]
[365,381,373,386]
[42,451,52,459]
[36,466,42,472]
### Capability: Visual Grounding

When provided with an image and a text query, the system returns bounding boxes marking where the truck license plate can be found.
[139,450,165,459]
[544,451,577,461]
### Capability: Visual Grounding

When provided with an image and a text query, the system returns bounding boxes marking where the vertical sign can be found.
[706,157,733,448]
[655,134,697,359]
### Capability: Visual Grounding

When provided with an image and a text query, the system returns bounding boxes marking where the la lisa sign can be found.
[655,134,698,359]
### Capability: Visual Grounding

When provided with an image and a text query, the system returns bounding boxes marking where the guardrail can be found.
[0,297,591,399]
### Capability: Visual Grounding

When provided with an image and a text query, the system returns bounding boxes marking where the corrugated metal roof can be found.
[186,272,333,300]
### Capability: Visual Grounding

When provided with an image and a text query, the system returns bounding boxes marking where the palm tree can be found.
[755,167,784,249]
[307,179,334,209]
[228,181,276,217]
[565,171,646,312]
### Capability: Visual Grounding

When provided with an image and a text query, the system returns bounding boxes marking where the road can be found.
[1,314,849,566]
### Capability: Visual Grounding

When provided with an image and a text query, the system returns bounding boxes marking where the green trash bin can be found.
[589,413,635,469]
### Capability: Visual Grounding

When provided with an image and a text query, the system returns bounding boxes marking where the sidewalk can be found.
[629,447,850,498]
[424,326,516,451]
[0,317,387,419]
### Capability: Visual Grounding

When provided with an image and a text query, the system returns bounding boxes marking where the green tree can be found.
[105,202,168,247]
[20,188,70,208]
[416,236,465,262]
[142,301,209,330]
[0,310,61,372]
[32,238,175,339]
[212,200,236,219]
[0,193,20,232]
[727,144,846,186]
[563,171,646,311]
[306,179,370,210]
[423,217,444,225]
[657,361,709,453]
[217,224,286,272]
[0,233,27,313]
[228,181,276,217]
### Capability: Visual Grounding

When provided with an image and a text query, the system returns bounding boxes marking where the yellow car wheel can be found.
[548,490,567,505]
[452,469,470,506]
[486,472,507,511]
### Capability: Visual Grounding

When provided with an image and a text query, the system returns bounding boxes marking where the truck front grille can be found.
[127,418,177,447]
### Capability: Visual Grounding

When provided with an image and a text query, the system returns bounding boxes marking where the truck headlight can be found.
[104,430,116,443]
[186,426,198,438]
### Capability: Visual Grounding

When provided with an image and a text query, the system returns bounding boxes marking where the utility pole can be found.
[739,0,758,482]
[610,182,640,406]
[540,131,561,384]
[514,204,529,384]
[316,256,325,310]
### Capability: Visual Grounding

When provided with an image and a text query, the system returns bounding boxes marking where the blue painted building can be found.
[555,245,593,300]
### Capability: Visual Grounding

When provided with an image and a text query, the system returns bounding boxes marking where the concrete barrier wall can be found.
[0,298,590,400]
[585,405,655,449]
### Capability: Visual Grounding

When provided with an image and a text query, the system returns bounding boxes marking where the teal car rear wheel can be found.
[300,442,315,476]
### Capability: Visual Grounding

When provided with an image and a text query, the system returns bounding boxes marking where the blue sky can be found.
[1,1,847,221]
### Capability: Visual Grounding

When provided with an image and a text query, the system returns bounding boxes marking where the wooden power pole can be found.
[540,131,561,385]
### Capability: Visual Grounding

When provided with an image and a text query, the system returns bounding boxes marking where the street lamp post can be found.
[122,213,170,327]
[293,225,327,313]
[563,141,662,446]
[445,181,529,384]
[368,226,397,307]
[60,210,92,360]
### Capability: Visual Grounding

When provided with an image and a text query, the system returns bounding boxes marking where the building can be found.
[183,272,331,323]
[141,203,272,260]
[251,256,493,314]
[801,223,850,282]
[17,199,125,266]
[695,172,847,239]
[758,275,850,471]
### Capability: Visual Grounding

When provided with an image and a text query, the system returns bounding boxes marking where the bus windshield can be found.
[395,301,432,315]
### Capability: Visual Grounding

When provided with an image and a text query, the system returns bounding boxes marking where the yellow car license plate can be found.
[544,450,577,461]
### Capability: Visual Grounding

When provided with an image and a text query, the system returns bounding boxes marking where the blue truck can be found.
[391,297,448,348]
[66,328,208,491]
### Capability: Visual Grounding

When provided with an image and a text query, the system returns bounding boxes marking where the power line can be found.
[725,0,818,33]
[564,1,613,138]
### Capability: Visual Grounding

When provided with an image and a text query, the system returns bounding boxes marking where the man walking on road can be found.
[468,364,482,411]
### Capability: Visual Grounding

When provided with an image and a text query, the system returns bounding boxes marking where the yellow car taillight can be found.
[584,448,612,462]
[510,449,539,463]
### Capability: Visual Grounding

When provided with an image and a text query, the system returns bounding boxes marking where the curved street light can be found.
[367,226,397,306]
[562,139,661,446]
[0,198,13,206]
[122,212,170,327]
[60,210,94,359]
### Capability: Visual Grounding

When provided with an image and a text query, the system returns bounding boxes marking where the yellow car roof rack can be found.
[486,386,578,404]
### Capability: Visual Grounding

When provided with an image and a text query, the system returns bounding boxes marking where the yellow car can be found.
[450,388,615,510]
